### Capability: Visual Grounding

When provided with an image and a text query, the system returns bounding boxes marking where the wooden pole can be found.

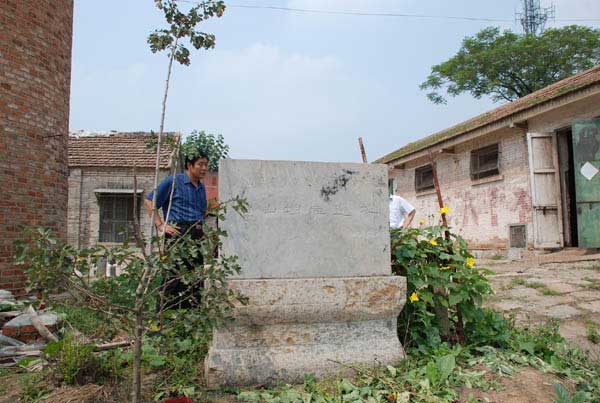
[358,137,367,163]
[428,150,447,227]
[428,150,465,345]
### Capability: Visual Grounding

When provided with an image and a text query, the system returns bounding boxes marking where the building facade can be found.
[68,132,219,253]
[68,132,175,250]
[378,65,600,256]
[0,0,74,294]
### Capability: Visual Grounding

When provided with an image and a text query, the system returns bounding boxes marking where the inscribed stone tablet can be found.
[218,160,390,278]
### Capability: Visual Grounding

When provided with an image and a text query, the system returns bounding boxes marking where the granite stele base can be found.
[205,276,406,386]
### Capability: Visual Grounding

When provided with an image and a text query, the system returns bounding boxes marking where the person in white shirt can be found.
[389,195,416,229]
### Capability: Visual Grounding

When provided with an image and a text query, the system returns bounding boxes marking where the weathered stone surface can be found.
[543,305,581,319]
[544,283,579,294]
[225,276,405,325]
[219,160,389,279]
[0,290,15,301]
[207,160,404,387]
[578,301,600,313]
[205,276,406,386]
[206,319,403,386]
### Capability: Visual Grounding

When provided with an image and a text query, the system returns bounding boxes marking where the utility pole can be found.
[516,0,555,36]
[358,137,367,163]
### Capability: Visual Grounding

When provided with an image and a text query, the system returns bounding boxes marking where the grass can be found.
[581,264,600,272]
[541,288,563,296]
[587,322,600,344]
[582,277,600,291]
[508,278,563,296]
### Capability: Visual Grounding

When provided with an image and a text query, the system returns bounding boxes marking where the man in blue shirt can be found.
[144,152,209,310]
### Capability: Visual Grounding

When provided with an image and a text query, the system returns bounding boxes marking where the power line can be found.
[176,0,600,23]
[227,4,513,22]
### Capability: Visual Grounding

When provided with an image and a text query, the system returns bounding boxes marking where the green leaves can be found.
[148,0,226,65]
[181,130,230,171]
[391,225,494,349]
[421,25,600,104]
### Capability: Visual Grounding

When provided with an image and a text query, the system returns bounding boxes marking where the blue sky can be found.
[70,0,600,162]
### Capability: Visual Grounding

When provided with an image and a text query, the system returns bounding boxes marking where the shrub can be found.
[391,224,495,350]
[43,334,124,385]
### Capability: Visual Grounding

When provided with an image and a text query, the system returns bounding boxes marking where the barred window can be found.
[415,164,435,192]
[471,144,500,180]
[98,194,140,243]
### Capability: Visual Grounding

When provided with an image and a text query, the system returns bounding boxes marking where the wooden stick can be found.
[93,340,132,351]
[358,137,367,163]
[0,334,25,347]
[0,311,20,319]
[26,306,58,342]
[0,350,42,359]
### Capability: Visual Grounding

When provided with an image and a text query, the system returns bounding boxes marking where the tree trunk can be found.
[130,311,144,403]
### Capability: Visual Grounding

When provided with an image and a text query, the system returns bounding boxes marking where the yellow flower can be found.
[439,205,450,215]
[440,266,450,271]
[418,219,425,225]
[429,239,438,246]
[466,257,475,267]
[150,323,160,332]
[409,292,419,303]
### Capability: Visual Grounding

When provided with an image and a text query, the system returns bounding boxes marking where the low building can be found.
[67,131,175,250]
[377,65,600,256]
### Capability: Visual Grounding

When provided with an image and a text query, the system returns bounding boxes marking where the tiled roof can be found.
[376,64,600,164]
[68,131,178,168]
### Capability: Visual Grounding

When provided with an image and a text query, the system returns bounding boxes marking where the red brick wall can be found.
[204,171,218,201]
[0,0,74,294]
[390,129,533,252]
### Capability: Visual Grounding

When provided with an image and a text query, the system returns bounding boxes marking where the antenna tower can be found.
[516,0,555,35]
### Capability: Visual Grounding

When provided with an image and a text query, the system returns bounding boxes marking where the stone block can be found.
[205,276,406,386]
[2,312,59,343]
[219,160,389,279]
[207,160,405,387]
[543,305,581,319]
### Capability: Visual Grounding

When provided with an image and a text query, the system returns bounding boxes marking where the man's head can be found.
[185,154,209,181]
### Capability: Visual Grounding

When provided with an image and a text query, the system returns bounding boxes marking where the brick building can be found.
[0,0,74,294]
[68,132,218,250]
[377,65,600,256]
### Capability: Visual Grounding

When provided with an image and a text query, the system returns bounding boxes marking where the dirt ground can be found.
[2,251,598,403]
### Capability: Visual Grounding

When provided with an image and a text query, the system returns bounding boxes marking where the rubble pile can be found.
[0,288,59,367]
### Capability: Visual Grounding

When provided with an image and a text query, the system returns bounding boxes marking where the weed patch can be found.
[587,322,600,344]
[582,277,600,291]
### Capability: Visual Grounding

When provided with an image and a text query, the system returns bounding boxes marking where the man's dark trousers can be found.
[160,222,204,311]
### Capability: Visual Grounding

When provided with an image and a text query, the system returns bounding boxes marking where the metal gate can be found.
[572,119,600,248]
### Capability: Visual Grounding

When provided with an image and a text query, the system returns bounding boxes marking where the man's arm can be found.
[403,209,416,228]
[145,177,180,235]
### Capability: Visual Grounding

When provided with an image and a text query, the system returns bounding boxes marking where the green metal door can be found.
[573,119,600,248]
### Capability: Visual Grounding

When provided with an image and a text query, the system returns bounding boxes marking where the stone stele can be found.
[205,160,406,387]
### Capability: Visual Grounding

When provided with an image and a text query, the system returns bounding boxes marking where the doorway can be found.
[556,129,578,247]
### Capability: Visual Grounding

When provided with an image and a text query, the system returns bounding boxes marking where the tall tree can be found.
[420,25,600,104]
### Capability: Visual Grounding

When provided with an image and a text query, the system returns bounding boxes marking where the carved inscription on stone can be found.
[219,160,390,279]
